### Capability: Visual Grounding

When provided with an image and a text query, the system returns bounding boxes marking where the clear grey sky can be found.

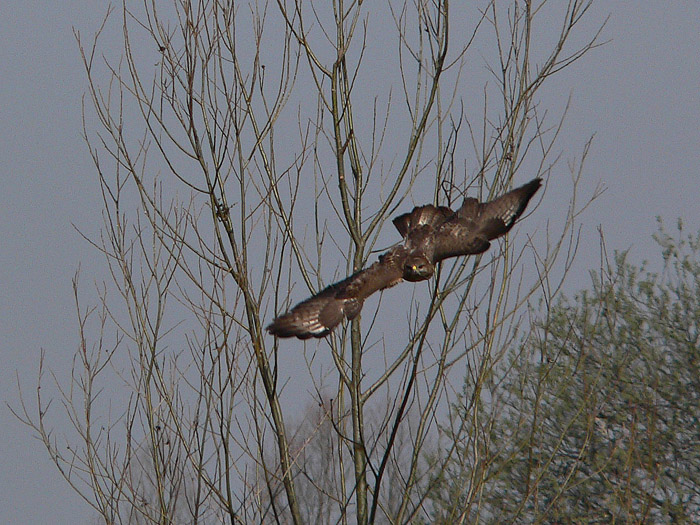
[2,2,699,523]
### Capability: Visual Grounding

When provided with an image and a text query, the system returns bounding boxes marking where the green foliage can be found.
[429,222,700,523]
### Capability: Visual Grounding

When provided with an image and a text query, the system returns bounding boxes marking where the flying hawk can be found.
[268,178,541,339]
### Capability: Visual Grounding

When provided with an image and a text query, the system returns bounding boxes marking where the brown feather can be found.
[479,178,541,231]
[268,178,541,339]
[392,204,453,238]
[433,178,541,262]
[267,247,406,339]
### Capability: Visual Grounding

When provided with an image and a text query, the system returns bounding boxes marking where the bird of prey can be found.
[268,178,541,339]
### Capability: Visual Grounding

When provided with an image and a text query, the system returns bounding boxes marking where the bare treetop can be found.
[17,2,604,524]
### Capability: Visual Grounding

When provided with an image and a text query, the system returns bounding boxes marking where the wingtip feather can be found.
[267,314,330,339]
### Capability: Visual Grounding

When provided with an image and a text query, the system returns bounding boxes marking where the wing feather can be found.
[479,178,541,232]
[267,247,406,339]
[268,179,541,339]
[392,204,453,238]
[432,222,491,261]
[433,178,541,262]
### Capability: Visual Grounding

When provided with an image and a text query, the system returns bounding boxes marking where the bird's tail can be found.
[392,204,453,238]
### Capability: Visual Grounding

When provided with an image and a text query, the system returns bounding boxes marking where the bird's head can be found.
[403,256,434,282]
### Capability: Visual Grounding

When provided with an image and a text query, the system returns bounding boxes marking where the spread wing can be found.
[433,178,541,262]
[268,178,541,339]
[267,247,407,339]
